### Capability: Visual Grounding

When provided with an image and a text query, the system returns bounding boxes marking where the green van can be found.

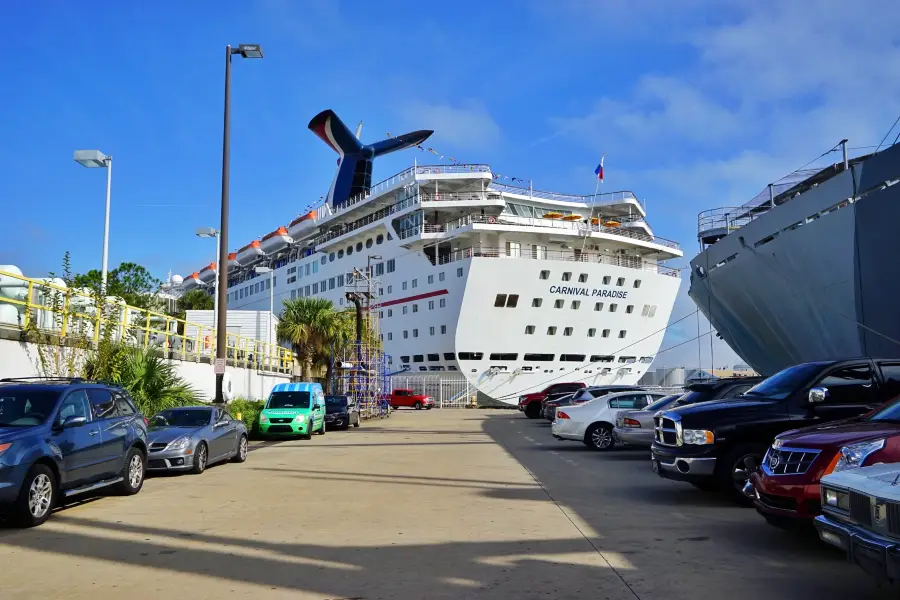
[258,382,326,439]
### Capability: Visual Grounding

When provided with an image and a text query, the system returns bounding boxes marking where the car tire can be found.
[191,442,208,475]
[716,443,765,506]
[414,401,423,410]
[116,447,146,496]
[584,423,615,451]
[353,414,360,428]
[317,420,326,435]
[232,435,248,463]
[12,463,56,527]
[525,404,541,419]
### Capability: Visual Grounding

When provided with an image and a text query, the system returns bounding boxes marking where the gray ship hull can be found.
[689,144,900,376]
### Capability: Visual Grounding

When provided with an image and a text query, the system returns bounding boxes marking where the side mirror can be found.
[62,415,88,428]
[808,387,829,404]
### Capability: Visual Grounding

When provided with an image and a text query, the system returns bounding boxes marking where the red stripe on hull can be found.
[375,289,448,308]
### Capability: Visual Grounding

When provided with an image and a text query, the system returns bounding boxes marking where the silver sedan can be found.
[613,394,683,447]
[147,406,249,474]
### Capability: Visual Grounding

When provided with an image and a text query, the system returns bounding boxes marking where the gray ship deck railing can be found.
[488,182,639,205]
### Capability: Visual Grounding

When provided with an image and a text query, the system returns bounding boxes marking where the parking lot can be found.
[0,410,896,599]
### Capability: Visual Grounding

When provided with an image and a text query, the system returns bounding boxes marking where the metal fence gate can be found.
[390,375,472,408]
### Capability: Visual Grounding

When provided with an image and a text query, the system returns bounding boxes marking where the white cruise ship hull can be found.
[689,143,900,376]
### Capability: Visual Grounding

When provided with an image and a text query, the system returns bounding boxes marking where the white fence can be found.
[390,375,473,408]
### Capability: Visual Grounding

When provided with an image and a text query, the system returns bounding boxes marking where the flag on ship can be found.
[594,154,606,182]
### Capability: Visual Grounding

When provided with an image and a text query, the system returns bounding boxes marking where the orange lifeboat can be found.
[236,240,265,265]
[198,262,217,283]
[288,210,319,238]
[260,226,293,254]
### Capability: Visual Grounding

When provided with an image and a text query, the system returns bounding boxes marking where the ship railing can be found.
[0,269,295,374]
[415,164,492,175]
[431,247,680,277]
[488,183,639,205]
[697,206,771,240]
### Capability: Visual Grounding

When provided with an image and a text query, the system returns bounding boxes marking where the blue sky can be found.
[2,0,899,368]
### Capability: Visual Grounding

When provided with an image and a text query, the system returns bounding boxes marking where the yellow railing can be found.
[0,269,295,373]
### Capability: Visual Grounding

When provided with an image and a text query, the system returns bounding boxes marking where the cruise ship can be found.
[183,109,683,402]
[689,140,900,377]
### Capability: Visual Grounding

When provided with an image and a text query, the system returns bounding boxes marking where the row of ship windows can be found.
[538,271,643,288]
[230,276,274,301]
[379,298,448,318]
[384,325,448,341]
[525,326,627,338]
[494,294,659,316]
[399,353,653,364]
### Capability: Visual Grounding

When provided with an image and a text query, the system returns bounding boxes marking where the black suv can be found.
[0,378,149,526]
[650,360,900,502]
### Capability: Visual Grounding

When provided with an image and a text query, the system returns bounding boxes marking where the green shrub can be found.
[229,398,265,435]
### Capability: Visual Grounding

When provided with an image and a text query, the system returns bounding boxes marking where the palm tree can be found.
[277,298,347,386]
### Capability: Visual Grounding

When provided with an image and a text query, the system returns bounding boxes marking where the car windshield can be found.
[644,394,681,412]
[865,397,900,422]
[0,389,61,426]
[742,363,823,400]
[150,408,211,428]
[673,390,714,406]
[325,396,349,408]
[267,391,311,409]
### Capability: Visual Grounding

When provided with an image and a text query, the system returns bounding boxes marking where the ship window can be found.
[440,298,446,308]
[578,274,588,283]
[402,306,408,315]
[429,326,435,335]
[387,259,396,273]
[539,270,550,280]
[610,304,618,312]
[403,330,408,339]
[560,354,586,362]
[495,294,507,307]
[602,329,610,338]
[403,281,408,290]
[413,355,424,362]
[490,353,518,360]
[458,352,484,360]
[429,300,434,310]
[401,356,410,363]
[525,325,535,335]
[457,267,464,277]
[375,263,385,276]
[619,330,627,339]
[603,276,611,285]
[562,272,572,282]
[649,305,658,317]
[449,366,458,371]
[563,327,573,336]
[626,305,634,314]
[441,325,447,334]
[288,267,296,274]
[413,304,418,313]
[429,366,445,372]
[428,353,439,361]
[387,332,393,341]
[291,290,296,299]
[418,367,428,372]
[439,272,445,281]
[594,302,603,311]
[366,238,373,248]
[428,275,434,284]
[337,274,344,286]
[634,280,642,288]
[532,298,543,307]
[312,282,319,294]
[547,326,557,335]
[444,353,455,360]
[616,277,625,286]
[321,256,327,265]
[412,278,418,288]
[388,309,392,317]
[329,277,335,290]
[618,356,636,363]
[524,353,554,361]
[356,242,363,252]
[376,234,384,244]
[338,250,344,259]
[347,246,353,256]
[588,328,596,337]
[413,329,419,337]
[506,294,519,307]
[641,304,649,317]
[571,301,580,309]
[591,355,614,363]
[554,299,564,309]
[640,356,653,363]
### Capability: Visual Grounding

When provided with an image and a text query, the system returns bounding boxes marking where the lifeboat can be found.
[236,240,265,265]
[562,214,582,221]
[543,212,563,219]
[603,220,622,228]
[227,252,240,270]
[590,217,600,225]
[198,262,217,283]
[288,210,318,239]
[260,226,293,254]
[182,272,202,290]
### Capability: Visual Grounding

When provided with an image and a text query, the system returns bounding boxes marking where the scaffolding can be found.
[335,261,392,419]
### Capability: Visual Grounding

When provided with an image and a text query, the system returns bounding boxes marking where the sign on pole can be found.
[214,358,226,374]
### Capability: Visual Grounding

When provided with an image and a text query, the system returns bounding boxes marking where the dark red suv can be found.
[518,382,585,419]
[749,396,900,528]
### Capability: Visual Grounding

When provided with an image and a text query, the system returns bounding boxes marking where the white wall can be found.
[0,337,290,402]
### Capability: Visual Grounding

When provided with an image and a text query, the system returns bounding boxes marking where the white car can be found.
[551,390,669,451]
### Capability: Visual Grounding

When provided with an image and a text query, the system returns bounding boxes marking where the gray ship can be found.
[689,141,900,376]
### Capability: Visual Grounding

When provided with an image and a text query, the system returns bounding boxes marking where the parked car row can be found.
[257,382,363,438]
[527,358,900,583]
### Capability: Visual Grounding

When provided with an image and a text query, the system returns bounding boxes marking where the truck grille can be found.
[270,418,294,424]
[653,415,679,446]
[762,447,820,475]
[850,491,872,526]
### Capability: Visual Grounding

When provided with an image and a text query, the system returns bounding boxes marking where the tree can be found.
[277,298,348,388]
[73,262,162,309]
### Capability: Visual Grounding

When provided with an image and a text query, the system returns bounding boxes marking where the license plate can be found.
[652,460,660,474]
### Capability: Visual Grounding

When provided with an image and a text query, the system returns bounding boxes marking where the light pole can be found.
[196,228,220,343]
[215,43,264,403]
[74,150,113,294]
[254,266,274,370]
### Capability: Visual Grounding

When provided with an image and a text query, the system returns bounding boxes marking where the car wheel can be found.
[12,464,56,527]
[191,442,208,475]
[232,435,249,463]
[353,414,360,428]
[716,444,765,505]
[317,420,326,435]
[524,404,541,419]
[116,447,146,495]
[414,401,423,410]
[584,423,615,451]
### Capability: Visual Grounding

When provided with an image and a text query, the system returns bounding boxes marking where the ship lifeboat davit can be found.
[260,226,293,254]
[182,272,202,290]
[288,211,318,239]
[236,240,265,265]
[227,252,240,271]
[198,262,217,283]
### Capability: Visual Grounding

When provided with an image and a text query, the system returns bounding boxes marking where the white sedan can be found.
[551,390,669,451]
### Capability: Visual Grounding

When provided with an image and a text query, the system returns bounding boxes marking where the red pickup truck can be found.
[518,382,586,418]
[389,388,435,410]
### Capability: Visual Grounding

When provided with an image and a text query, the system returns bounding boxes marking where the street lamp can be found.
[254,266,274,370]
[215,43,264,403]
[196,227,220,343]
[74,149,113,294]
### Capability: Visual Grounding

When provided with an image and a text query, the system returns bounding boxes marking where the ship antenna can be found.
[355,121,363,140]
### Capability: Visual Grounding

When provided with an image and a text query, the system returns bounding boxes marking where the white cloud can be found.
[398,101,502,151]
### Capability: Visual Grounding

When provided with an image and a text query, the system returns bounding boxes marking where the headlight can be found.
[0,442,12,457]
[823,486,850,511]
[833,438,886,472]
[682,429,715,445]
[168,436,191,450]
[259,414,269,423]
[294,414,305,423]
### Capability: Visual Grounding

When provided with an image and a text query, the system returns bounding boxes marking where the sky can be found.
[2,0,899,370]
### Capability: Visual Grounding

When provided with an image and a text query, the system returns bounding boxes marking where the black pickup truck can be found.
[650,359,900,503]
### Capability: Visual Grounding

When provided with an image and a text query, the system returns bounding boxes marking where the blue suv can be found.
[0,378,149,527]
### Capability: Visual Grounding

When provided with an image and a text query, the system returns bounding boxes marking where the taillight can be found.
[557,411,570,419]
[623,418,641,428]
